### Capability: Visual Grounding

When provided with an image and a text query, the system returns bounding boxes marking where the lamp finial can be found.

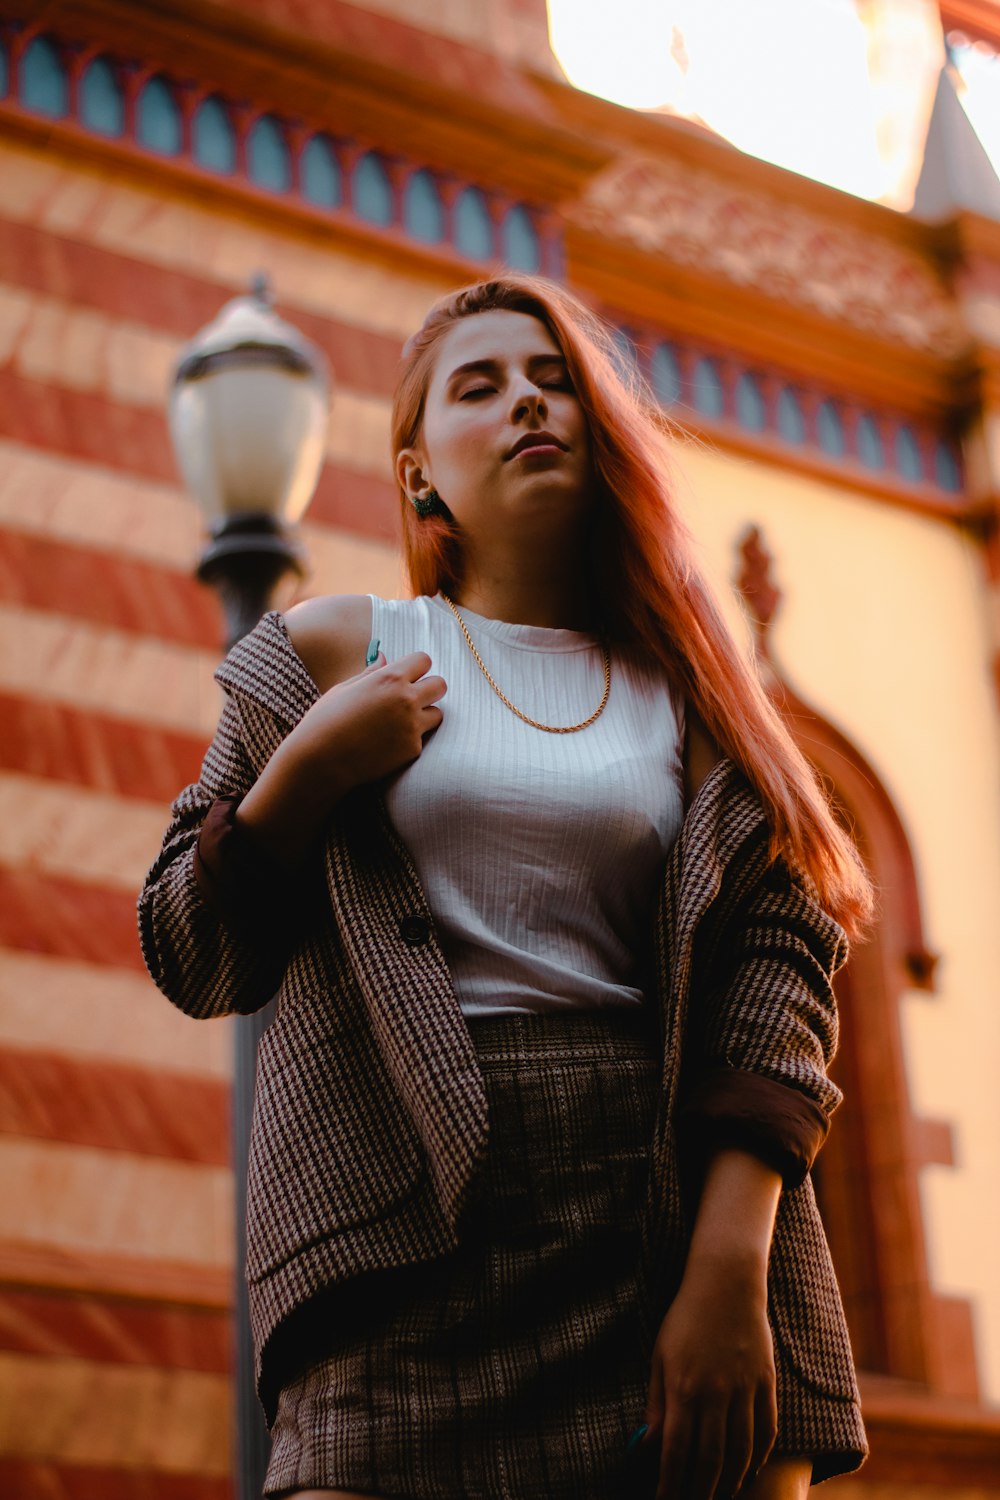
[250,270,272,307]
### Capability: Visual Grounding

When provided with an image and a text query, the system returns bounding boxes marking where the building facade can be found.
[0,0,998,1493]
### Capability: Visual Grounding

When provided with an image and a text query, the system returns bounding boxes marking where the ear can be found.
[396,447,434,504]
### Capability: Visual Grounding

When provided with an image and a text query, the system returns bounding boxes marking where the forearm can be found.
[684,1147,782,1287]
[235,730,346,871]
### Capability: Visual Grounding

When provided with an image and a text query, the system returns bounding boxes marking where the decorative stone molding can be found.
[570,154,971,360]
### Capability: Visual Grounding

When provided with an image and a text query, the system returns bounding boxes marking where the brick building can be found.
[1,0,999,1494]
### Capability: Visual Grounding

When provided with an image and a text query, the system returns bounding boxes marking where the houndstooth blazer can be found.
[137,610,867,1477]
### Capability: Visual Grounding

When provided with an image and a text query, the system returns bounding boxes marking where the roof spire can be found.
[910,59,1000,223]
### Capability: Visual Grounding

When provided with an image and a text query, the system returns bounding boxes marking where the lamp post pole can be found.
[169,274,330,1499]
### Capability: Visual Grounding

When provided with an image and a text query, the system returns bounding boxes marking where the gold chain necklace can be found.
[440,593,611,734]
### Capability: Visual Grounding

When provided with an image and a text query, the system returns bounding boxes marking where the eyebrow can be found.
[444,353,568,389]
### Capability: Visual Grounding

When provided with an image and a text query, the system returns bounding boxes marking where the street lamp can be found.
[170,271,330,646]
[168,273,331,1497]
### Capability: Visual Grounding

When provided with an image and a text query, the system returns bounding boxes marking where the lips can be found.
[505,432,568,460]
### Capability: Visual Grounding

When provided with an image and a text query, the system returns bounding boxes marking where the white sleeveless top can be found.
[371,594,686,1017]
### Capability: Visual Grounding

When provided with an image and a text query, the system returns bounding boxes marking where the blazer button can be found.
[400,914,430,947]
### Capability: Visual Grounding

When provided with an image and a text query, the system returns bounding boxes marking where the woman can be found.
[138,274,872,1500]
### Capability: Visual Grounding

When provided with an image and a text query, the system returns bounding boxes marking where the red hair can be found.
[391,274,873,936]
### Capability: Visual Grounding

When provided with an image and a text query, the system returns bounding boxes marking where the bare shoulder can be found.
[683,703,725,809]
[283,594,373,693]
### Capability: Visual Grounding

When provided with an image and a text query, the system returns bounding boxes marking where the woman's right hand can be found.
[291,649,446,796]
[234,595,447,869]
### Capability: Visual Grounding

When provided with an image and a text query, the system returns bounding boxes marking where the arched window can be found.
[777,387,806,445]
[735,372,766,432]
[651,343,682,407]
[817,399,845,457]
[300,134,341,209]
[501,205,540,272]
[895,424,923,483]
[352,152,393,226]
[19,34,68,118]
[857,413,884,470]
[934,440,962,493]
[193,95,236,174]
[403,169,445,244]
[454,186,494,260]
[248,115,290,192]
[692,357,725,419]
[136,75,182,155]
[79,56,124,137]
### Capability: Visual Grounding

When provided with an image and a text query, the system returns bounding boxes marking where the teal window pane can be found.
[895,424,923,482]
[857,413,884,469]
[501,204,540,271]
[454,186,493,260]
[301,134,341,208]
[193,96,236,173]
[80,57,124,137]
[651,344,681,406]
[693,358,725,419]
[136,76,181,155]
[777,387,806,444]
[403,169,444,243]
[353,152,393,226]
[20,35,68,118]
[736,372,766,432]
[817,400,845,457]
[248,115,290,191]
[934,440,962,492]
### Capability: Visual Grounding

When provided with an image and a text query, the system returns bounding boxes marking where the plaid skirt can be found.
[264,1008,661,1500]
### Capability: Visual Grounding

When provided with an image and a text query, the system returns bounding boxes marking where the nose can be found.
[510,378,547,424]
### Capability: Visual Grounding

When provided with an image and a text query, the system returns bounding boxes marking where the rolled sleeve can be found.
[678,1067,830,1187]
[682,848,849,1185]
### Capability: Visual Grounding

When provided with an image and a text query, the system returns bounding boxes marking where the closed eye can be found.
[458,386,495,400]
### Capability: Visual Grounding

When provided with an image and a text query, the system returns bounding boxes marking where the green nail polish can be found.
[365,637,381,666]
[625,1423,648,1455]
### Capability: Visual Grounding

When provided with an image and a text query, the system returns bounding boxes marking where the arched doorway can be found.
[736,525,978,1397]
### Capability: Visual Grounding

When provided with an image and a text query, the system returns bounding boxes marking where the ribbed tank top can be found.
[370,593,686,1017]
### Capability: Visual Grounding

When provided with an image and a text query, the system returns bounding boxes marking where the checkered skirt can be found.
[264,1009,660,1500]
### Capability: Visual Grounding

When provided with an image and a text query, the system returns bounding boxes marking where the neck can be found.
[451,542,595,631]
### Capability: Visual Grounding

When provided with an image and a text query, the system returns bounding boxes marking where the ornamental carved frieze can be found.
[569,154,970,359]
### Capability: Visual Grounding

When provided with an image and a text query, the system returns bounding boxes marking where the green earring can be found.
[412,488,445,518]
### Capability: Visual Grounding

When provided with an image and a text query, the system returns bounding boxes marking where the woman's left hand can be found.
[642,1252,778,1500]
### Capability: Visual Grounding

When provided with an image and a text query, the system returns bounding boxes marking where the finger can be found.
[716,1397,754,1500]
[747,1381,777,1484]
[394,650,434,680]
[685,1403,726,1500]
[655,1405,694,1500]
[363,651,387,672]
[421,705,444,735]
[414,673,448,704]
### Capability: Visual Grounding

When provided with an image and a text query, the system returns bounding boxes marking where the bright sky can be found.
[547,0,1000,208]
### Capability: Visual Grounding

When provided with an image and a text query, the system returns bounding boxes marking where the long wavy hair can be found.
[391,274,873,936]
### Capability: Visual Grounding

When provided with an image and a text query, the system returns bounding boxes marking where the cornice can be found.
[530,66,949,254]
[568,225,978,422]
